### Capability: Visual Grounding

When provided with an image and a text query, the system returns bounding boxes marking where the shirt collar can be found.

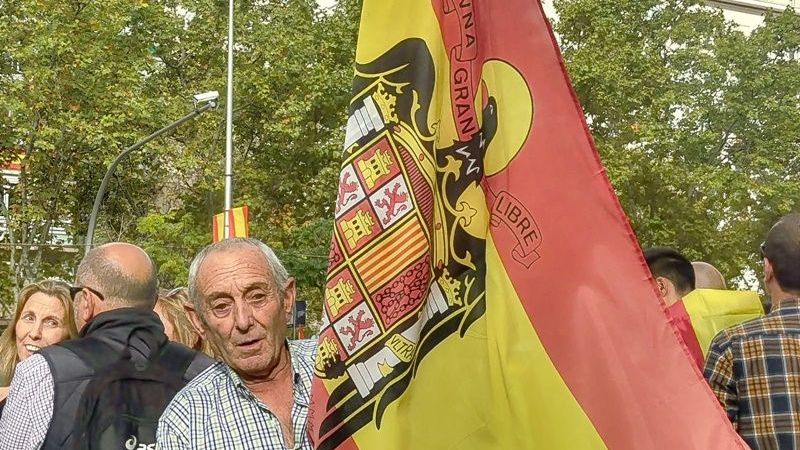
[771,297,800,314]
[224,340,310,407]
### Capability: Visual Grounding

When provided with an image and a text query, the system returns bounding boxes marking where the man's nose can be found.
[233,300,254,331]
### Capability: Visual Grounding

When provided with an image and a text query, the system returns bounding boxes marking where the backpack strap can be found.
[153,342,196,379]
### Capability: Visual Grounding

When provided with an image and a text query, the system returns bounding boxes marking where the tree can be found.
[131,0,362,328]
[554,0,800,288]
[0,0,200,311]
[0,0,361,321]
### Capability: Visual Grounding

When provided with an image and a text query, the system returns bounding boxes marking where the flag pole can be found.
[223,0,235,239]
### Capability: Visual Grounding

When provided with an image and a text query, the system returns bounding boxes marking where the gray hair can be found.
[187,238,289,310]
[76,246,159,308]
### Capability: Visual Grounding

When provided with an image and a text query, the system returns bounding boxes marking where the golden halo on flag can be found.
[477,59,534,177]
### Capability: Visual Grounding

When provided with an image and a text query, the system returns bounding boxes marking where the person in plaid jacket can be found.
[705,213,800,450]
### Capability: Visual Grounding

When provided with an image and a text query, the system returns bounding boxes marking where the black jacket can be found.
[39,307,213,449]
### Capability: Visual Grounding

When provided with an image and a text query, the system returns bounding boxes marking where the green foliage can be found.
[0,0,361,320]
[554,1,800,287]
[6,0,796,320]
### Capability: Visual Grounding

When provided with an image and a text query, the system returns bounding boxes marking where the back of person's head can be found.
[763,213,800,294]
[76,243,158,309]
[155,288,216,357]
[644,247,696,297]
[692,261,727,290]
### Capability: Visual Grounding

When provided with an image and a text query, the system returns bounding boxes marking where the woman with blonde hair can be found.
[0,279,78,404]
[154,287,216,357]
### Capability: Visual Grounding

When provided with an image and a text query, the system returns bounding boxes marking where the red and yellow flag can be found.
[310,1,745,448]
[212,206,249,242]
[684,289,764,356]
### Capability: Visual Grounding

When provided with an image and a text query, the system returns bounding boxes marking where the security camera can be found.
[192,91,219,108]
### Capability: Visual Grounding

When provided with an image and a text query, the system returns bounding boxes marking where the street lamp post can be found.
[84,94,219,255]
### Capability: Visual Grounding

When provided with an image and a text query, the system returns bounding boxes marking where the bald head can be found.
[76,243,159,308]
[692,262,727,290]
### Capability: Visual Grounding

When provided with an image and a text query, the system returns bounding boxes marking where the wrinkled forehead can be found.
[196,247,274,295]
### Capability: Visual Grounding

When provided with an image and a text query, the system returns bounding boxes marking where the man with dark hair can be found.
[644,247,696,303]
[0,243,213,449]
[705,214,800,449]
[644,247,704,369]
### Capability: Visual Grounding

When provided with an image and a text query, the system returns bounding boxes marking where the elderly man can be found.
[156,238,316,449]
[705,214,800,449]
[0,243,212,450]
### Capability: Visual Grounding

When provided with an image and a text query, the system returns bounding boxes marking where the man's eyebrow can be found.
[242,281,274,293]
[203,291,233,302]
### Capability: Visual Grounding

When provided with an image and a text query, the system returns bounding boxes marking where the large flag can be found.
[310,1,745,449]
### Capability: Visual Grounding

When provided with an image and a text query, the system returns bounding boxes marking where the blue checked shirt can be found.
[157,339,317,450]
[704,297,800,449]
[0,354,54,450]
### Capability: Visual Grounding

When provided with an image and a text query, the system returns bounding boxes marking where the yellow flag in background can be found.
[684,289,765,357]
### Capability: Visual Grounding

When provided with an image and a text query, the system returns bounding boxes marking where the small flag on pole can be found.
[212,205,250,242]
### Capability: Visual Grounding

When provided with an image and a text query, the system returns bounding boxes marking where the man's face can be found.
[192,247,294,379]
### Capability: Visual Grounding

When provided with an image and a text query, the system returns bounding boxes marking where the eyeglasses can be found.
[69,285,105,302]
[760,242,768,260]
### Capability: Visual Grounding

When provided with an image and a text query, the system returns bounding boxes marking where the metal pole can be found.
[84,102,216,255]
[223,0,235,239]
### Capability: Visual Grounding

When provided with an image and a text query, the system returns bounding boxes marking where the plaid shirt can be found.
[157,339,316,450]
[0,354,54,450]
[704,297,800,449]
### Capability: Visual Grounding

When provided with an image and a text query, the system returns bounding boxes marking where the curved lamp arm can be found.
[84,100,216,255]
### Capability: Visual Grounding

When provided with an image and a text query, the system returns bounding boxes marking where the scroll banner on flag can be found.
[310,1,746,449]
[212,206,250,242]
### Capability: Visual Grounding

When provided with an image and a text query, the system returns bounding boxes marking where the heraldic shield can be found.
[312,6,536,448]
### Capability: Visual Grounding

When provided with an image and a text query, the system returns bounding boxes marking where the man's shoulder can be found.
[711,313,787,347]
[289,339,317,359]
[174,361,228,396]
[289,339,317,378]
[161,362,228,424]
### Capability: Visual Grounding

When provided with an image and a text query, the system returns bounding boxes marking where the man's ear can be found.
[764,258,775,285]
[82,292,96,324]
[282,277,297,321]
[655,276,670,297]
[184,302,207,339]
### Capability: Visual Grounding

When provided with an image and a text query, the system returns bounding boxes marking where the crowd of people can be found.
[645,213,800,449]
[0,238,314,449]
[0,213,795,449]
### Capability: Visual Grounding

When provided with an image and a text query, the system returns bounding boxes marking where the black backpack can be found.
[59,336,195,450]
